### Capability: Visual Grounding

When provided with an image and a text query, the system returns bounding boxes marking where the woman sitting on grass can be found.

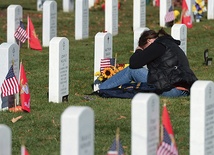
[98,28,198,97]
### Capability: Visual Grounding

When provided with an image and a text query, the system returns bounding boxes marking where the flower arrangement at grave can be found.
[95,63,129,82]
[90,0,122,11]
[192,0,207,22]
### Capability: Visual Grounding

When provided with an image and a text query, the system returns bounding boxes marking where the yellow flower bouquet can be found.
[95,64,129,82]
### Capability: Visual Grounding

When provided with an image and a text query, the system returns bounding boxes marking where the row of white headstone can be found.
[7,0,199,48]
[0,36,69,109]
[40,0,214,30]
[1,80,213,154]
[37,0,95,12]
[7,3,57,47]
[7,0,118,46]
[7,0,214,49]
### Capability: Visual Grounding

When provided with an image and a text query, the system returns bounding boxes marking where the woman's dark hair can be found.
[138,28,170,47]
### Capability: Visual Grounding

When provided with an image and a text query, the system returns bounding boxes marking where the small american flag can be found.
[157,127,178,155]
[157,105,178,155]
[165,6,175,23]
[100,58,115,71]
[21,145,30,155]
[1,65,19,97]
[14,21,28,43]
[107,139,125,155]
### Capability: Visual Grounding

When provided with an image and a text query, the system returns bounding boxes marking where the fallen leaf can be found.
[11,116,22,123]
[117,115,126,120]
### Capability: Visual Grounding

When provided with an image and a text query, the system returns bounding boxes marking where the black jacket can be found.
[147,36,197,92]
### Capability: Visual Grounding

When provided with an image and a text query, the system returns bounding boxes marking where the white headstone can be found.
[49,37,69,103]
[63,0,74,12]
[208,0,214,19]
[131,93,160,155]
[133,0,146,31]
[89,0,95,8]
[75,0,89,40]
[94,32,112,91]
[159,0,171,27]
[171,24,187,55]
[61,106,94,155]
[37,0,46,11]
[190,80,214,155]
[0,43,19,110]
[0,124,12,155]
[134,27,149,52]
[42,0,57,47]
[7,5,23,44]
[105,0,118,36]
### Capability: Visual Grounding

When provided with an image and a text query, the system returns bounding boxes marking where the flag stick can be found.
[14,98,17,110]
[19,20,21,48]
[27,15,30,49]
[116,127,120,154]
[114,53,117,67]
[17,61,23,106]
[160,103,167,142]
[179,8,186,24]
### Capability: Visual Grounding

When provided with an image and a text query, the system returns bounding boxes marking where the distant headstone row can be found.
[7,0,214,46]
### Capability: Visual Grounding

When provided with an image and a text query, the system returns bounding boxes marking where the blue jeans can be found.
[99,67,148,89]
[98,67,189,97]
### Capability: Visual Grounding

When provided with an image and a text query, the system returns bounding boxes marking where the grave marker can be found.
[133,0,146,31]
[49,37,69,103]
[94,32,112,91]
[42,0,57,47]
[0,43,19,110]
[131,93,160,155]
[171,24,187,55]
[75,0,89,40]
[63,0,74,12]
[190,80,214,154]
[61,106,94,155]
[208,0,214,19]
[0,124,12,155]
[134,27,149,52]
[159,0,171,27]
[105,0,118,36]
[7,5,23,44]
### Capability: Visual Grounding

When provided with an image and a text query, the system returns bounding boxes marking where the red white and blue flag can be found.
[100,58,115,71]
[165,6,175,23]
[1,65,19,97]
[107,138,125,155]
[21,145,30,155]
[157,105,178,155]
[14,21,28,43]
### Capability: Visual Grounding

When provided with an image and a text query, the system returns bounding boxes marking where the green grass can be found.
[0,0,214,154]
